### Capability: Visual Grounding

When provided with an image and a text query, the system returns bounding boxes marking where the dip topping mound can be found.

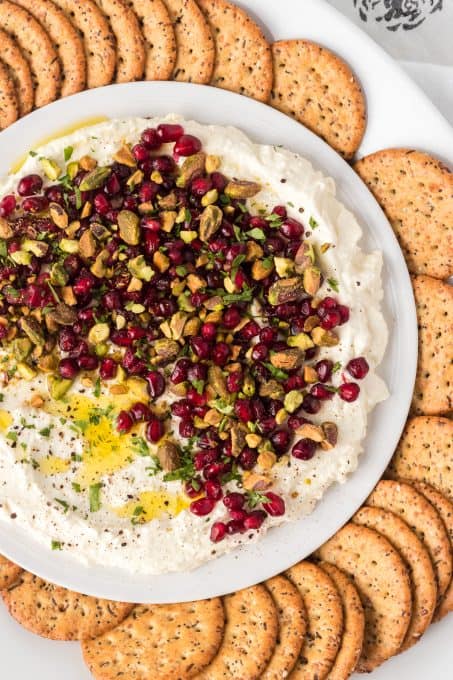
[0,122,369,544]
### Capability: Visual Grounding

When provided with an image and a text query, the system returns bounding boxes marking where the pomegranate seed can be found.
[77,355,98,370]
[251,343,268,362]
[105,173,121,195]
[127,326,146,340]
[338,304,350,324]
[186,387,207,407]
[111,330,133,347]
[146,417,164,442]
[185,478,204,498]
[23,284,44,308]
[222,307,241,329]
[292,438,317,460]
[223,492,245,511]
[174,134,202,156]
[316,359,333,382]
[288,415,308,430]
[310,384,334,400]
[212,342,230,366]
[240,320,260,340]
[146,370,165,398]
[58,328,77,352]
[179,419,195,438]
[117,410,134,433]
[190,497,215,517]
[270,429,291,454]
[99,357,117,380]
[284,375,305,392]
[59,358,79,379]
[22,196,48,213]
[230,509,247,522]
[141,217,161,232]
[226,519,245,535]
[157,123,184,143]
[171,400,191,418]
[239,447,258,470]
[234,399,253,422]
[139,181,158,203]
[123,196,138,211]
[205,479,223,501]
[280,217,304,240]
[346,357,369,380]
[211,172,227,192]
[0,194,16,217]
[259,416,276,435]
[190,336,211,360]
[301,394,321,414]
[194,449,219,471]
[210,521,227,542]
[152,155,175,173]
[144,231,160,256]
[273,205,287,218]
[73,273,95,297]
[93,192,110,215]
[262,492,285,517]
[140,127,161,149]
[244,510,266,530]
[132,143,149,162]
[191,176,212,196]
[320,310,341,330]
[201,322,217,341]
[226,371,242,393]
[130,402,151,421]
[317,297,337,317]
[18,174,42,196]
[339,382,360,402]
[259,326,277,345]
[171,358,191,384]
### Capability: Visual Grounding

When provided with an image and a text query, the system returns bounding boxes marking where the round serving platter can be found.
[0,80,417,603]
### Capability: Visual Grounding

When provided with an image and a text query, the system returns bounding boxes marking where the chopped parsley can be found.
[89,483,102,512]
[39,426,53,438]
[72,482,81,493]
[132,436,150,457]
[230,254,246,281]
[332,361,342,374]
[51,540,62,551]
[327,278,339,292]
[263,362,289,380]
[131,505,145,525]
[246,490,270,508]
[55,498,69,513]
[63,146,73,161]
[246,227,266,241]
[221,287,254,304]
[93,378,101,398]
[209,398,234,416]
[175,265,188,277]
[191,378,205,396]
[6,431,18,443]
[309,216,319,229]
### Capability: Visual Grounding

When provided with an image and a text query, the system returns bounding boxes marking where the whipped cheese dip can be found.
[0,117,388,574]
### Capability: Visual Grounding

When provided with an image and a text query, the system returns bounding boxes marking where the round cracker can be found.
[318,562,365,680]
[126,0,176,80]
[271,40,366,159]
[0,57,18,129]
[93,0,145,82]
[0,554,22,589]
[199,585,278,679]
[0,0,61,107]
[286,561,343,679]
[367,480,452,601]
[353,506,437,651]
[51,0,116,89]
[0,27,33,114]
[2,572,134,640]
[83,598,224,679]
[411,275,453,415]
[387,416,453,503]
[263,575,307,679]
[315,523,412,673]
[13,0,86,97]
[354,149,453,278]
[412,481,453,622]
[163,0,215,84]
[198,0,272,102]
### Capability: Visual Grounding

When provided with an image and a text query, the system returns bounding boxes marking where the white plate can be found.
[0,79,417,603]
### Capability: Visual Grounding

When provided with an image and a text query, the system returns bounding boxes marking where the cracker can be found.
[14,0,86,97]
[0,0,61,107]
[412,481,453,622]
[411,275,453,415]
[354,149,453,278]
[387,416,453,503]
[0,554,22,589]
[2,572,134,640]
[263,575,307,680]
[318,562,365,680]
[0,27,33,115]
[353,506,437,650]
[271,40,366,159]
[94,0,145,82]
[126,0,176,80]
[367,480,452,601]
[199,585,278,679]
[51,0,116,89]
[197,0,272,102]
[315,523,412,673]
[0,57,18,128]
[83,598,224,679]
[286,561,343,679]
[163,0,215,83]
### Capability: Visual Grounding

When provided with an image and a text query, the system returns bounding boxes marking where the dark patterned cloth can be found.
[353,0,443,31]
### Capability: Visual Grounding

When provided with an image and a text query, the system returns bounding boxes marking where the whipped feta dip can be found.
[0,117,388,574]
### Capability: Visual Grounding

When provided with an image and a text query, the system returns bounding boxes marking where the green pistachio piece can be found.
[157,441,180,472]
[90,249,110,278]
[118,210,140,245]
[270,348,303,371]
[40,158,61,181]
[67,161,79,180]
[0,217,13,239]
[208,365,228,398]
[258,379,285,400]
[177,293,195,312]
[48,375,73,400]
[303,266,322,296]
[17,362,37,380]
[79,166,112,192]
[12,337,32,361]
[274,257,294,278]
[268,277,305,306]
[295,241,315,272]
[127,255,154,281]
[201,189,218,207]
[252,258,274,281]
[224,180,261,199]
[242,374,255,397]
[180,230,198,244]
[59,238,80,254]
[199,204,222,242]
[47,303,78,326]
[10,250,32,266]
[22,239,49,257]
[20,317,44,345]
[88,323,110,344]
[177,153,206,188]
[154,338,180,362]
[311,327,339,347]
[284,390,304,414]
[287,332,314,351]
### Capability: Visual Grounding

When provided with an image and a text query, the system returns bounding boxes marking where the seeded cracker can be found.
[0,0,61,108]
[263,575,307,679]
[367,480,452,601]
[353,506,437,651]
[14,0,86,97]
[0,57,18,129]
[412,482,453,622]
[317,562,365,679]
[0,26,33,114]
[93,0,145,82]
[197,0,272,102]
[2,571,134,640]
[411,275,453,415]
[162,0,215,83]
[271,40,366,159]
[51,0,116,89]
[83,599,224,679]
[355,149,453,278]
[126,0,176,80]
[0,554,21,589]
[315,523,412,673]
[198,585,278,679]
[387,416,453,503]
[286,561,343,679]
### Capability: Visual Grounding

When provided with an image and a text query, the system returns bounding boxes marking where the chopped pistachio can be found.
[10,250,32,266]
[199,204,222,242]
[284,390,304,413]
[296,423,324,442]
[113,144,136,167]
[259,379,284,400]
[183,317,200,335]
[186,274,206,293]
[159,320,172,339]
[47,303,77,326]
[224,180,261,199]
[177,293,195,313]
[79,166,111,191]
[80,201,92,219]
[180,230,198,244]
[223,276,235,294]
[252,258,274,281]
[0,217,13,239]
[246,433,262,449]
[153,250,170,273]
[127,276,143,292]
[245,240,264,261]
[90,249,110,278]
[40,158,61,180]
[208,365,228,398]
[257,450,277,470]
[303,315,320,332]
[270,348,303,371]
[322,422,338,449]
[47,375,73,400]
[17,362,37,380]
[303,266,322,296]
[67,161,79,180]
[20,317,44,345]
[287,332,314,351]
[158,192,177,210]
[12,338,32,361]
[303,366,318,383]
[204,408,222,427]
[154,338,179,362]
[118,210,140,245]
[177,153,206,187]
[150,170,163,184]
[161,211,177,232]
[90,222,110,240]
[79,155,97,171]
[275,408,287,425]
[274,257,294,278]
[59,238,79,254]
[268,276,305,305]
[311,327,339,347]
[65,220,80,238]
[38,354,58,372]
[201,189,218,207]
[242,472,271,491]
[22,238,48,256]
[88,323,110,344]
[294,241,315,272]
[230,423,247,456]
[127,255,153,281]
[79,229,97,258]
[242,374,255,397]
[126,169,144,188]
[50,202,69,230]
[157,441,180,471]
[205,155,220,173]
[61,286,76,306]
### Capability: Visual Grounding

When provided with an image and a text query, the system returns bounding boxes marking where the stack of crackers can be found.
[0,0,451,677]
